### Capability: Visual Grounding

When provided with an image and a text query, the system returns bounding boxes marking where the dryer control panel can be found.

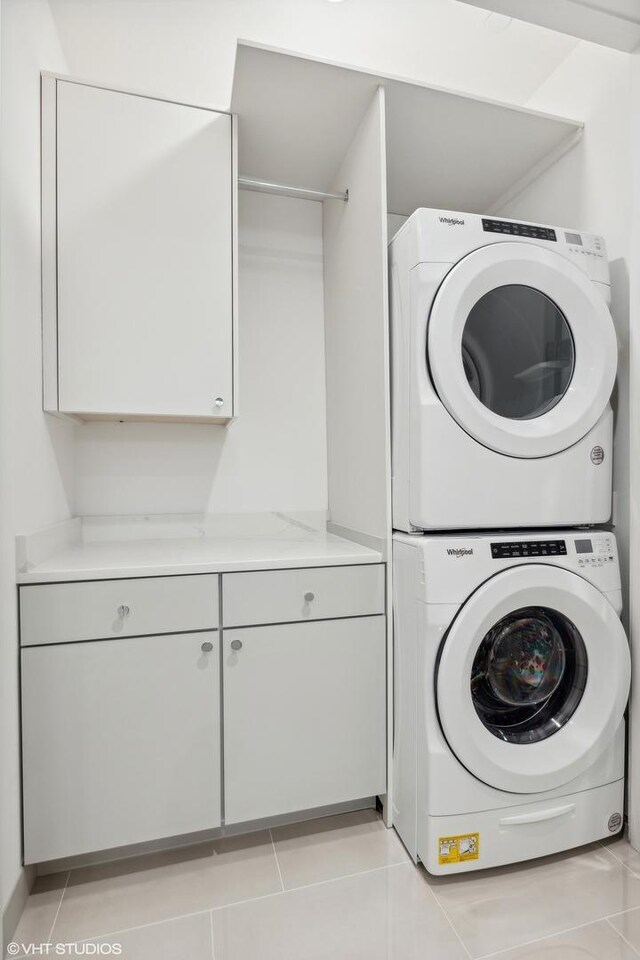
[477,213,609,286]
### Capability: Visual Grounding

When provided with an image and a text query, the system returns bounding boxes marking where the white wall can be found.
[74,191,327,516]
[49,0,578,109]
[496,43,631,627]
[0,0,74,930]
[49,0,584,523]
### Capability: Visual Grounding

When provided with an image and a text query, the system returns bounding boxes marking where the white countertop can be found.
[16,513,383,584]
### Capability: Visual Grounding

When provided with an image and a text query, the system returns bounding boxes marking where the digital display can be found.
[491,540,567,559]
[575,540,593,554]
[482,219,557,241]
[565,232,583,246]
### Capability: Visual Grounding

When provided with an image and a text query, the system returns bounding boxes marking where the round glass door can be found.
[435,564,630,794]
[470,606,588,744]
[461,286,575,420]
[427,242,618,458]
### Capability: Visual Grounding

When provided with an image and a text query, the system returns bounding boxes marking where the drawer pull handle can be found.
[499,803,575,827]
[117,605,130,618]
[201,641,213,653]
[230,639,243,651]
[304,592,315,602]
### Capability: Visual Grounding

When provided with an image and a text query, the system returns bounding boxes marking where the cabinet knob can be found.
[201,641,213,653]
[304,592,315,602]
[230,639,243,651]
[117,605,130,618]
[214,397,224,408]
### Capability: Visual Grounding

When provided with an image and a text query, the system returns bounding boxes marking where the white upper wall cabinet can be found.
[42,77,237,422]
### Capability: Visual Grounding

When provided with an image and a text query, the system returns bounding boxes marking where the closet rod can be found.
[238,176,348,203]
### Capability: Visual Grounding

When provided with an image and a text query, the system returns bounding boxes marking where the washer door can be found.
[436,565,630,794]
[428,243,617,458]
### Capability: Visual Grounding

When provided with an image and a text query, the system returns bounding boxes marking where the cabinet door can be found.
[55,80,233,420]
[22,632,221,863]
[224,616,386,824]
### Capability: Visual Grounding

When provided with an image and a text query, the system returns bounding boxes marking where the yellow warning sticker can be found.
[438,833,480,865]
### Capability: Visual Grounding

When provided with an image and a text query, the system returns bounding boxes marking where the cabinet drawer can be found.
[20,574,219,646]
[222,564,384,627]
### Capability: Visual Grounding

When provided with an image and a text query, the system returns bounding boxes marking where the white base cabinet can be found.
[223,616,386,825]
[22,631,221,864]
[20,562,386,863]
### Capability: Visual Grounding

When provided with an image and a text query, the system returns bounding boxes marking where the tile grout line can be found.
[475,912,640,960]
[605,917,640,959]
[475,918,600,960]
[605,904,640,923]
[600,841,640,881]
[73,906,217,947]
[474,847,640,959]
[32,839,640,957]
[51,860,412,947]
[423,882,473,960]
[268,828,285,892]
[209,909,216,960]
[46,870,71,943]
[253,857,410,902]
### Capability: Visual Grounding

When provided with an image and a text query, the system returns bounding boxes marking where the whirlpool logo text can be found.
[446,548,474,557]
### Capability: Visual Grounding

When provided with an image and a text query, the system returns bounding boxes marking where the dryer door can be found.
[427,242,617,458]
[436,565,629,794]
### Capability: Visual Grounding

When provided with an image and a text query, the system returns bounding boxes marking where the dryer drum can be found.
[470,606,588,745]
[461,284,575,422]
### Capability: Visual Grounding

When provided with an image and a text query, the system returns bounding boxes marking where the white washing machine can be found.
[390,209,618,531]
[392,530,630,874]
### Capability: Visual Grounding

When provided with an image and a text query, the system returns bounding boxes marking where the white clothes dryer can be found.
[392,530,630,874]
[389,209,617,531]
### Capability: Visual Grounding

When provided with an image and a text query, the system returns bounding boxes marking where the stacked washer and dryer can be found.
[389,209,631,874]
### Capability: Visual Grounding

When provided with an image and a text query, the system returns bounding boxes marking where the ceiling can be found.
[456,0,640,52]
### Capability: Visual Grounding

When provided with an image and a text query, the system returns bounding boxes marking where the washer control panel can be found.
[491,540,567,559]
[482,218,556,241]
[573,533,616,568]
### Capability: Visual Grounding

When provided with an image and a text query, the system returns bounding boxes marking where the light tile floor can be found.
[7,810,640,959]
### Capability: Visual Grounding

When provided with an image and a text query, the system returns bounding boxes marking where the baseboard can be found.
[2,865,36,956]
[37,796,377,875]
